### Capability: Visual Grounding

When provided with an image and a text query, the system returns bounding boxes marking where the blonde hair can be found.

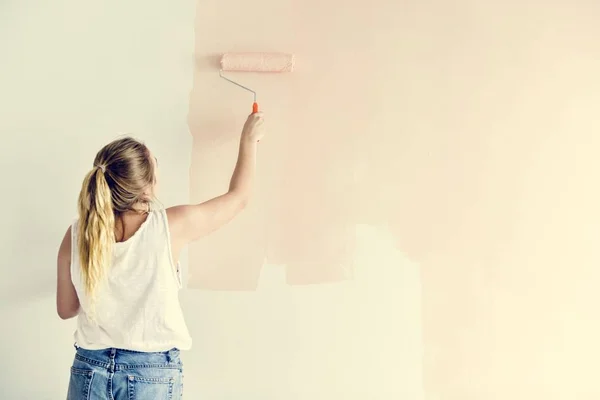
[77,137,155,311]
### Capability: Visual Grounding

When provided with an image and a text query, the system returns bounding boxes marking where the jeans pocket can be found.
[67,367,94,400]
[127,375,176,400]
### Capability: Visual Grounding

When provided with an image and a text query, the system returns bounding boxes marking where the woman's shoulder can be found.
[145,208,169,232]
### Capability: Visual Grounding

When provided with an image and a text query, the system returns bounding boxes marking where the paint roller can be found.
[219,52,295,114]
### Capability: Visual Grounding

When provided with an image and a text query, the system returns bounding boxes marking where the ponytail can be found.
[77,166,115,311]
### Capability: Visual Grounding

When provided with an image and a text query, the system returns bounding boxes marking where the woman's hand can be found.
[241,112,265,143]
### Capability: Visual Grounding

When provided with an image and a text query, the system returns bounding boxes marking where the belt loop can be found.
[110,348,116,359]
[167,348,179,363]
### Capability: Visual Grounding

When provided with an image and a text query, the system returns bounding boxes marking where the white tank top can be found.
[70,209,192,352]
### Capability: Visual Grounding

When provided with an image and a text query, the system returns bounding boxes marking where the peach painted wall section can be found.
[189,0,398,288]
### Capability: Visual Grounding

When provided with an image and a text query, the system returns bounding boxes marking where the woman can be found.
[56,113,265,399]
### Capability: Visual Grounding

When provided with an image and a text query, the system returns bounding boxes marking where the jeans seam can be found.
[75,354,110,369]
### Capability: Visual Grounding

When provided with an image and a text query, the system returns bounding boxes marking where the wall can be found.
[180,226,422,399]
[0,1,195,398]
[408,3,600,399]
[189,0,600,399]
[186,0,423,398]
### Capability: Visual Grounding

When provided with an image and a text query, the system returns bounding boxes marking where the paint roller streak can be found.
[221,52,296,72]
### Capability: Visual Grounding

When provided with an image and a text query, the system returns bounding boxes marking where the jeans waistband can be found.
[74,345,182,371]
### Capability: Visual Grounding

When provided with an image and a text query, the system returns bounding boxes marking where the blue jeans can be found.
[67,346,184,400]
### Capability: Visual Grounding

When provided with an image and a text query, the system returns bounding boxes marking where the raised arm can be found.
[166,112,265,260]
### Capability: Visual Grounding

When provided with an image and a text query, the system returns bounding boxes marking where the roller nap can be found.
[220,52,295,73]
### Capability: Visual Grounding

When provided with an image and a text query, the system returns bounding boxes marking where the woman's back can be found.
[70,209,191,352]
[58,114,264,399]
